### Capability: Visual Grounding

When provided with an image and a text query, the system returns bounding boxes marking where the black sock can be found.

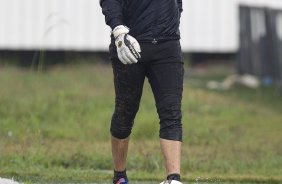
[113,170,127,184]
[167,173,181,182]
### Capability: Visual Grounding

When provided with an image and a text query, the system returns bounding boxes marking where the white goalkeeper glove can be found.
[112,25,141,65]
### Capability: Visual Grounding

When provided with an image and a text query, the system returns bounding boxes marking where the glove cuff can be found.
[112,25,130,38]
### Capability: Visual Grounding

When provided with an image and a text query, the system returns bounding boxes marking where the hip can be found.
[109,40,183,64]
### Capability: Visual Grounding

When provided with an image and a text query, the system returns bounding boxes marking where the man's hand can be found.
[112,25,141,65]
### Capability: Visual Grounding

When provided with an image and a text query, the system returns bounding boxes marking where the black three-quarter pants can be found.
[109,40,184,141]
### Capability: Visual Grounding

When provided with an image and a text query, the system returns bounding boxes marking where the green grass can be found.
[0,63,282,183]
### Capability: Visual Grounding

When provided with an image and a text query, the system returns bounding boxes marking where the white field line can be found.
[0,178,21,184]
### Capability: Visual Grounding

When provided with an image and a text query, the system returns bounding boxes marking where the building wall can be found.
[0,0,282,52]
[0,0,111,51]
[181,0,238,53]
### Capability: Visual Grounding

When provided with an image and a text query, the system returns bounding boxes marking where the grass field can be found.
[0,63,282,184]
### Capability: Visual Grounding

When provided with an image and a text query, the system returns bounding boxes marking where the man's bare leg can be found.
[160,139,181,175]
[112,136,129,171]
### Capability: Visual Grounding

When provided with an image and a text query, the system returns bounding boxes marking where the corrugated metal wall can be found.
[0,0,110,51]
[238,6,282,87]
[1,0,282,52]
[181,0,238,53]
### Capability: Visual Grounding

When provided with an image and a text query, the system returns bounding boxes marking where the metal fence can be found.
[238,6,282,88]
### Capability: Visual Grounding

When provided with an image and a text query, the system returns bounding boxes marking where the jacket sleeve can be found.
[177,0,183,13]
[100,0,124,30]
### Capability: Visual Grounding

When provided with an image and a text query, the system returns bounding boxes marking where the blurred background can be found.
[0,0,282,183]
[0,0,282,88]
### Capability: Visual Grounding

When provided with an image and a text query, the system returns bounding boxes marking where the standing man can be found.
[100,0,184,184]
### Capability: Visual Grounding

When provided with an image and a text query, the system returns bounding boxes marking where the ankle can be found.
[167,173,181,181]
[113,169,128,183]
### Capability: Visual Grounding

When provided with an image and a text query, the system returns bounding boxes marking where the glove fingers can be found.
[131,46,141,60]
[124,47,138,64]
[121,49,132,64]
[115,33,141,65]
[133,41,141,58]
[125,35,141,60]
[118,49,127,65]
[131,40,141,53]
[134,49,141,59]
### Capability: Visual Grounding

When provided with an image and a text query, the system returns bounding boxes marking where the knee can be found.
[110,105,139,139]
[111,119,133,139]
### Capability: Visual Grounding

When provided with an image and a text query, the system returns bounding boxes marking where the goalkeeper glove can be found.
[112,25,141,64]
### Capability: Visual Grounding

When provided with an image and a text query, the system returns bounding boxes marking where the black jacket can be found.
[100,0,182,43]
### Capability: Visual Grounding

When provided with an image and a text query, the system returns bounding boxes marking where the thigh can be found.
[147,41,184,109]
[147,55,184,141]
[148,62,184,114]
[111,59,146,138]
[112,58,146,113]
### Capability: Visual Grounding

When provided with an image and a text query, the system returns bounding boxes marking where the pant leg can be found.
[110,53,146,139]
[146,40,184,141]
